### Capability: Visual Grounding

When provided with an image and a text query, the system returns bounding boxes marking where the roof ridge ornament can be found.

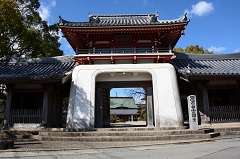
[150,11,158,23]
[89,13,100,23]
[155,11,159,18]
[59,15,63,25]
[182,13,189,22]
[58,16,70,25]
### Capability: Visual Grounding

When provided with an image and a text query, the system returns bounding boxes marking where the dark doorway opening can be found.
[95,81,153,128]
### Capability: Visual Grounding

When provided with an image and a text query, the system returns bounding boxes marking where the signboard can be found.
[187,95,198,130]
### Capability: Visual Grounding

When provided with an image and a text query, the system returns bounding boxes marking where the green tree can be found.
[173,45,213,54]
[185,45,204,54]
[173,47,184,52]
[204,49,214,54]
[0,0,63,62]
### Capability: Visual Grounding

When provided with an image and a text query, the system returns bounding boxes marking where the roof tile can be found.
[171,52,240,78]
[0,55,76,83]
[59,13,189,27]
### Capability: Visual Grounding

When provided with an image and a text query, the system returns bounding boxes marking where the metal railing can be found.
[209,105,240,122]
[9,109,42,124]
[76,48,171,55]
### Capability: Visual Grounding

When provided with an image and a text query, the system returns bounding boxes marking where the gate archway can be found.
[95,81,153,128]
[66,63,183,130]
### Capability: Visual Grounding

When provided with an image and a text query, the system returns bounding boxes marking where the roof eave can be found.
[59,22,188,29]
[183,75,240,81]
[0,78,64,84]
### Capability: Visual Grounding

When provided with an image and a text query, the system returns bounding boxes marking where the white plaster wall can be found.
[67,63,183,129]
[67,69,95,129]
[152,65,183,127]
[96,72,151,81]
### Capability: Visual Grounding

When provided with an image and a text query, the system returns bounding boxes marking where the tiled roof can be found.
[110,97,138,109]
[110,109,139,115]
[171,52,240,79]
[59,12,189,27]
[0,55,76,83]
[1,52,239,83]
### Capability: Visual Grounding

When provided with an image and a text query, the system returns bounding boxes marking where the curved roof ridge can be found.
[157,13,189,23]
[89,13,156,17]
[174,52,240,60]
[8,55,75,64]
[59,12,189,26]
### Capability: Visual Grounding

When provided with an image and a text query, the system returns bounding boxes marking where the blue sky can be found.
[38,0,240,55]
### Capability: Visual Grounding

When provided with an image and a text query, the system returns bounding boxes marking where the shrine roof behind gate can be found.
[0,55,76,83]
[171,52,240,80]
[110,109,139,115]
[110,97,138,109]
[59,12,189,27]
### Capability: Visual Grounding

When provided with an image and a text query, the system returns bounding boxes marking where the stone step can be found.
[213,127,240,132]
[210,127,240,137]
[39,128,220,142]
[220,131,240,136]
[40,133,217,142]
[93,127,186,131]
[39,129,214,137]
[208,132,221,138]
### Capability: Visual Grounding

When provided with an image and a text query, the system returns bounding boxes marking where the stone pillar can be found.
[4,88,12,127]
[146,87,154,127]
[187,95,198,130]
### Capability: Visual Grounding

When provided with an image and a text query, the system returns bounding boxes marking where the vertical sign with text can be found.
[187,95,198,130]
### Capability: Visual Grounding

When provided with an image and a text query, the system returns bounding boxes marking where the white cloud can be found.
[207,46,226,53]
[39,0,56,21]
[185,1,214,17]
[234,48,240,52]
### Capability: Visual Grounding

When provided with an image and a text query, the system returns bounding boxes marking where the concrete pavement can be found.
[0,138,240,159]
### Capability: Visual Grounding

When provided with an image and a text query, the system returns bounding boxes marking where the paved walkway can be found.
[1,138,240,159]
[5,138,215,152]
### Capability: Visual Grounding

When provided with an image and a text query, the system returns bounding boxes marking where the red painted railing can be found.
[77,47,171,54]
